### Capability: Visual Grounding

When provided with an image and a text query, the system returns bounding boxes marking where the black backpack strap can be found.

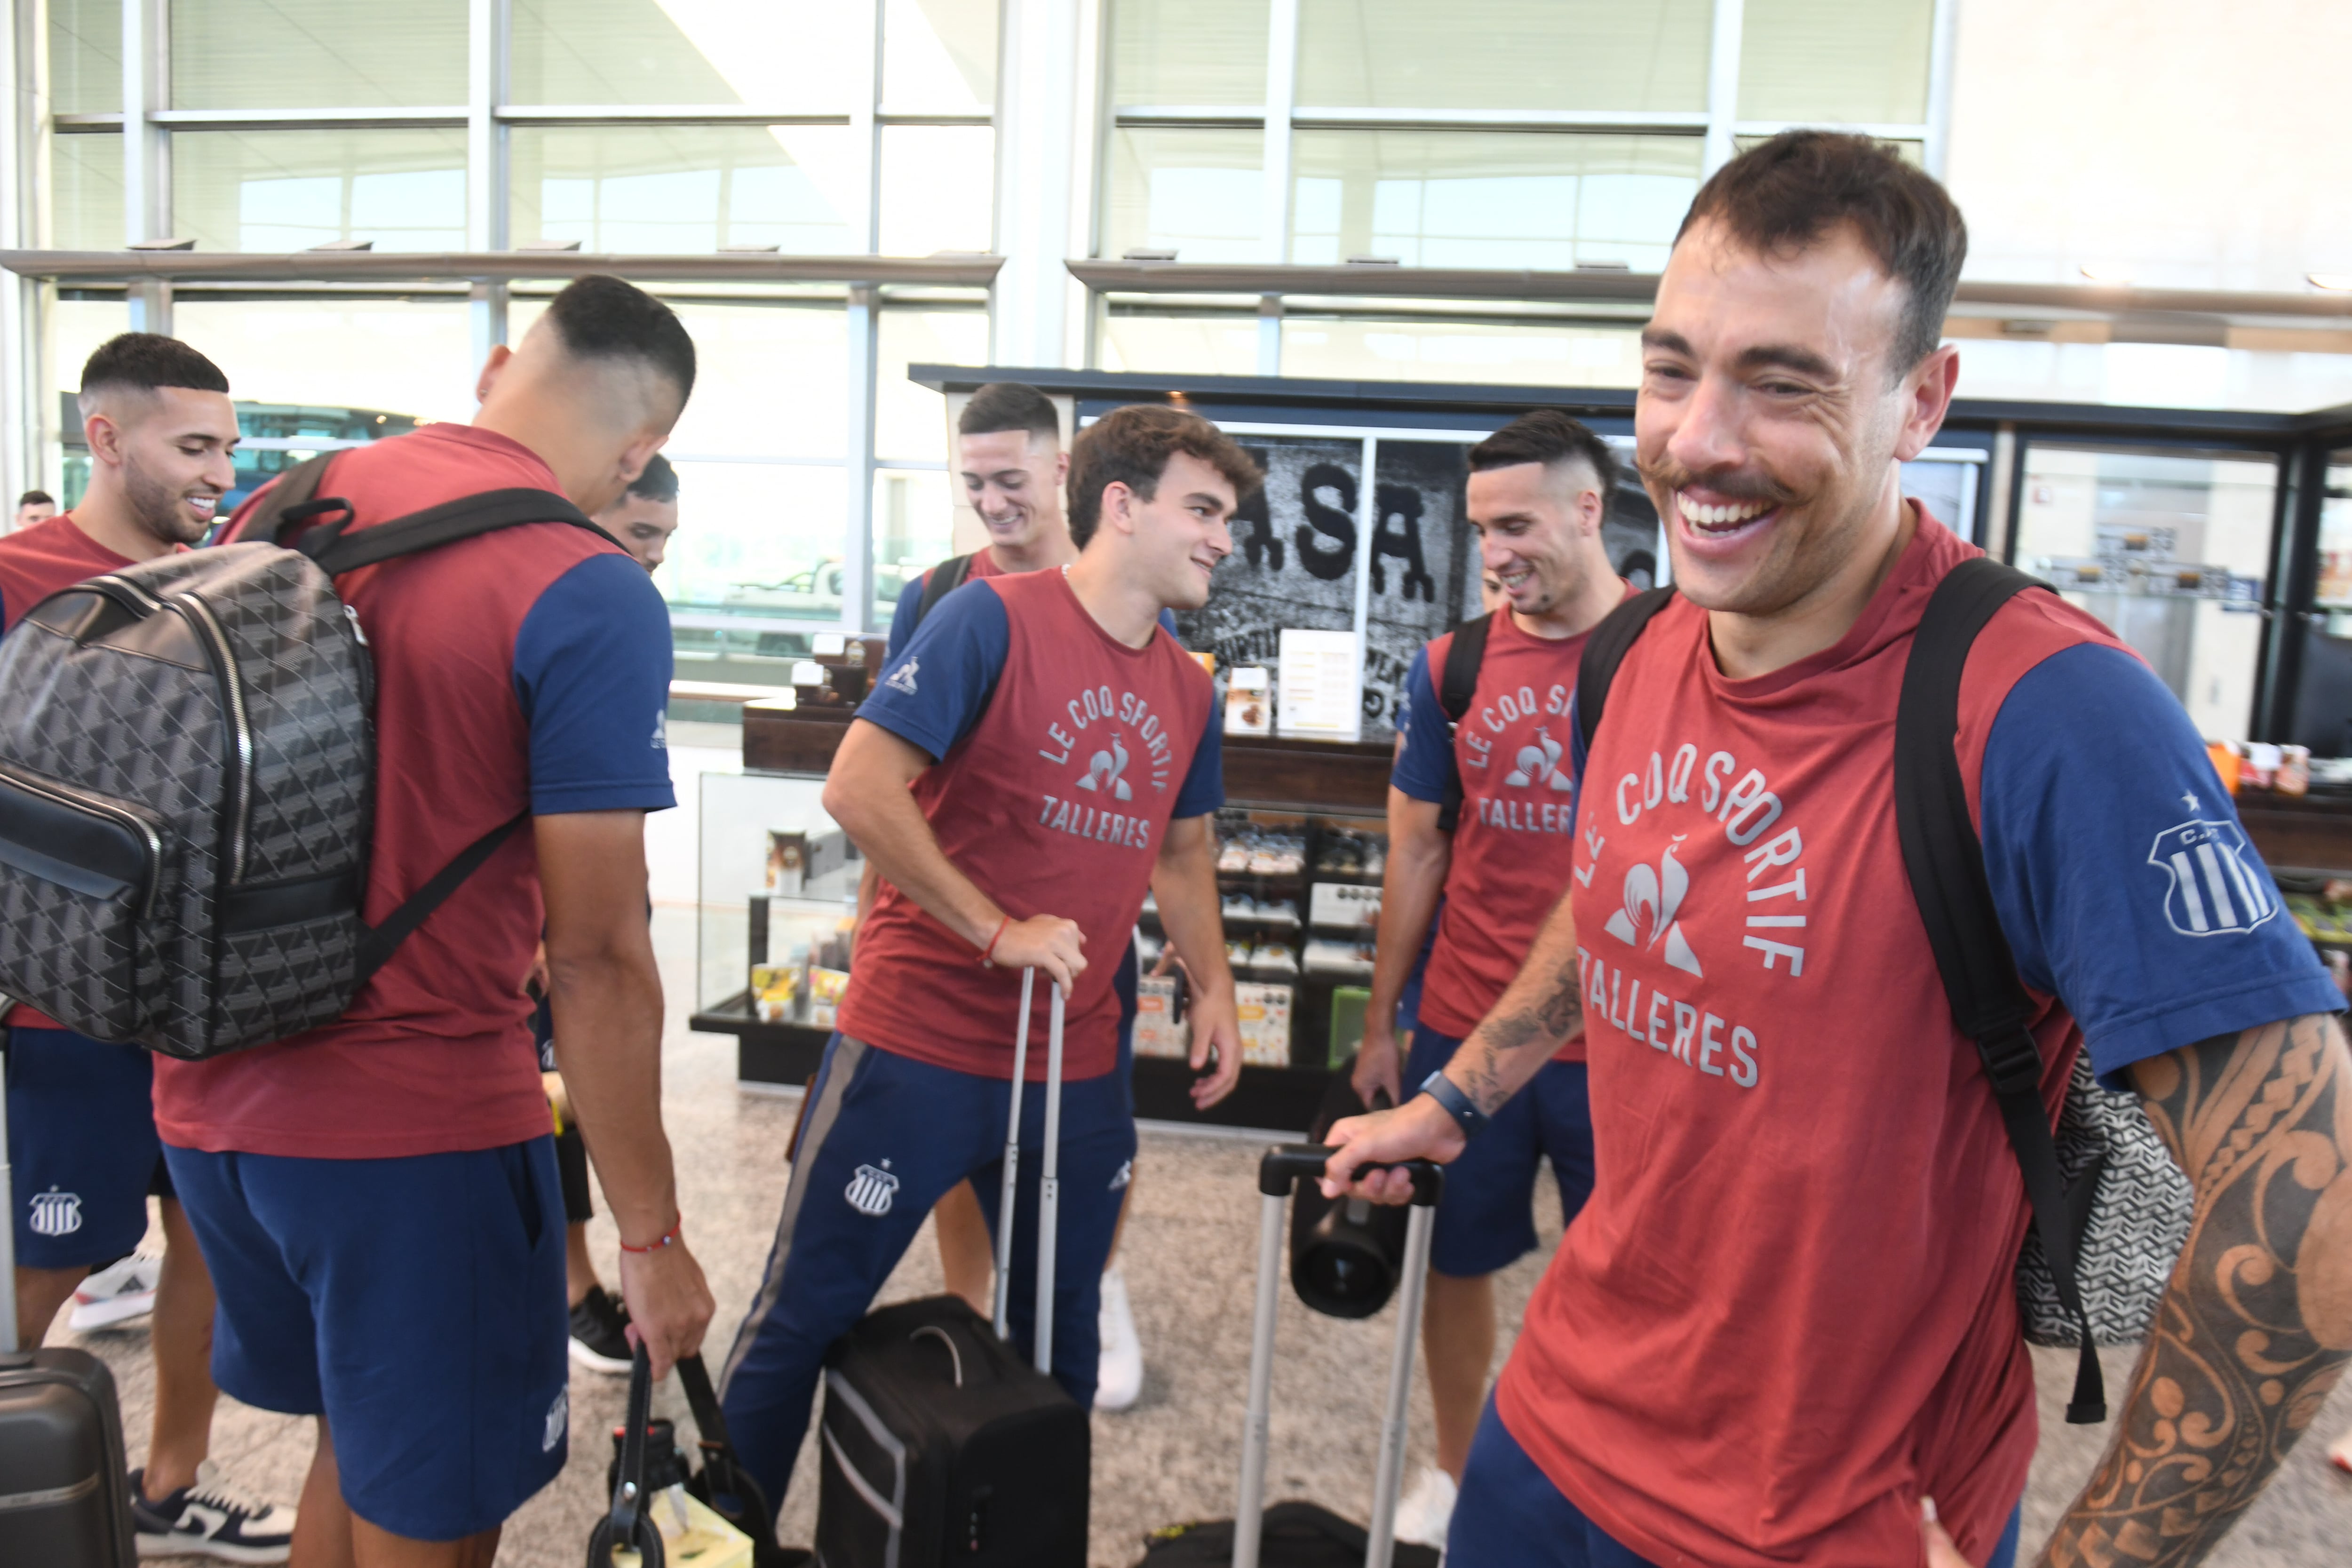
[1892,555,2107,1425]
[351,813,529,990]
[301,488,619,576]
[912,551,974,633]
[239,454,343,543]
[1574,586,1677,756]
[1433,613,1493,834]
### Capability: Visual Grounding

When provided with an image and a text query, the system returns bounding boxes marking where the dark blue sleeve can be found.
[1173,701,1224,819]
[513,553,677,815]
[1391,648,1454,804]
[1980,644,2340,1087]
[883,572,928,663]
[1160,608,1180,635]
[857,579,1011,762]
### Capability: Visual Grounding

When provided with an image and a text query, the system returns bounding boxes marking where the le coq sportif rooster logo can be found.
[1604,837,1703,978]
[1076,732,1134,801]
[1504,727,1575,791]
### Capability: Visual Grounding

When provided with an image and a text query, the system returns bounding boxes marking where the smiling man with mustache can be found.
[1321,132,2352,1568]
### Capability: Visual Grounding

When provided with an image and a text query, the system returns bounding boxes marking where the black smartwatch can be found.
[1417,1069,1488,1142]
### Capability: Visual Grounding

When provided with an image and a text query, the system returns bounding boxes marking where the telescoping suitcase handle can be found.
[1238,1146,1442,1568]
[991,970,1068,1372]
[587,1343,665,1567]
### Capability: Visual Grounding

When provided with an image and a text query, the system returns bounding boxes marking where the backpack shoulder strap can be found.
[238,454,339,543]
[1433,613,1493,834]
[302,489,619,577]
[1574,586,1676,755]
[1891,554,2109,1425]
[914,552,975,633]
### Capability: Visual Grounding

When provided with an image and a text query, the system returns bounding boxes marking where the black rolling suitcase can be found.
[1137,1144,1443,1568]
[0,1049,139,1567]
[815,971,1090,1567]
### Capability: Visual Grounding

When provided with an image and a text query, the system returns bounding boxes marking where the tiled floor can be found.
[48,908,2352,1566]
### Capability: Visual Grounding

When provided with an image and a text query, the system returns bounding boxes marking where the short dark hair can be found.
[541,275,697,408]
[625,452,679,504]
[1468,410,1620,501]
[959,382,1060,444]
[1066,405,1263,550]
[1678,130,1967,371]
[79,333,230,406]
[16,490,53,508]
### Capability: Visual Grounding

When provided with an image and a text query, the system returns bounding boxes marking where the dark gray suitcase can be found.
[815,971,1090,1566]
[0,1049,139,1566]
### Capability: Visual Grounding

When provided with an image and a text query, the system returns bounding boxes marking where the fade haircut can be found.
[17,490,54,508]
[78,333,230,416]
[1678,129,1967,372]
[958,382,1061,445]
[624,451,679,504]
[1468,410,1620,502]
[1066,405,1263,550]
[540,274,698,409]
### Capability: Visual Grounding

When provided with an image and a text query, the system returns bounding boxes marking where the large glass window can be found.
[510,127,859,253]
[1098,310,1264,375]
[1106,0,1269,106]
[171,299,478,427]
[2012,445,2280,740]
[173,131,469,254]
[52,135,126,250]
[1281,316,1642,386]
[509,0,865,108]
[1295,0,1712,113]
[1102,128,1265,263]
[1737,0,1934,126]
[49,0,121,116]
[883,0,998,113]
[170,0,469,110]
[878,127,995,255]
[1289,130,1700,269]
[877,309,989,463]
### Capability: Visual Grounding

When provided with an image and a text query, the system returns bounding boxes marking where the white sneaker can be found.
[70,1254,162,1331]
[1391,1465,1457,1549]
[1094,1266,1144,1411]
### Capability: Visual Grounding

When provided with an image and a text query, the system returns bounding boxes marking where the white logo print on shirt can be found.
[1075,733,1135,801]
[1503,728,1574,792]
[2149,819,2274,937]
[886,657,920,696]
[1604,838,1704,978]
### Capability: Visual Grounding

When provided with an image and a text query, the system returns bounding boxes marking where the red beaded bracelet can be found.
[980,915,1009,967]
[619,1215,682,1253]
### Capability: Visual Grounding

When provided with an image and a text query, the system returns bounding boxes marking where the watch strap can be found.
[1418,1069,1487,1141]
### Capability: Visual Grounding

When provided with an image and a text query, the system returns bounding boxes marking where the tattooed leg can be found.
[2039,1013,2352,1567]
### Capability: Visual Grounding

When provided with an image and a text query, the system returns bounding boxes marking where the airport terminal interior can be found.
[4,1,2352,1565]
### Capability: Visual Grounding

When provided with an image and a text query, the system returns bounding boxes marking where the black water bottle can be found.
[1288,1061,1414,1318]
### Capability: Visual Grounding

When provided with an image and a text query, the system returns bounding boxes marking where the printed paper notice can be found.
[1278,629,1361,741]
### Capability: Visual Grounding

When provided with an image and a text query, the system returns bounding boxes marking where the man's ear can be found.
[474,343,515,406]
[1051,449,1070,488]
[1100,480,1140,538]
[85,409,125,469]
[1893,342,1961,462]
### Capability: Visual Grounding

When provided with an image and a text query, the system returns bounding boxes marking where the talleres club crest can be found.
[2148,819,2273,937]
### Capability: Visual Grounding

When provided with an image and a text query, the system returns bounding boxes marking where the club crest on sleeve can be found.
[885,658,919,697]
[845,1162,899,1217]
[2148,819,2274,936]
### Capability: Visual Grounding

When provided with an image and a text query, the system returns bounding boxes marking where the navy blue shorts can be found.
[1452,1399,2024,1568]
[5,1026,170,1270]
[1403,1027,1595,1278]
[162,1138,570,1541]
[720,1034,1135,1511]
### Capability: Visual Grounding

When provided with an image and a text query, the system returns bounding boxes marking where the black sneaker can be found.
[569,1284,634,1374]
[130,1463,295,1563]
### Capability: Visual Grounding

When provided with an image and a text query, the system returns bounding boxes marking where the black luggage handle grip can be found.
[1259,1143,1442,1205]
[587,1342,665,1567]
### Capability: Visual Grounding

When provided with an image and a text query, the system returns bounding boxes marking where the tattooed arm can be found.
[2037,1012,2352,1568]
[1319,889,1585,1204]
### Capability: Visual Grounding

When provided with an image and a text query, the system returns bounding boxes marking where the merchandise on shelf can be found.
[1225,665,1273,736]
[807,965,850,1030]
[1303,937,1377,978]
[1134,975,1190,1059]
[1235,981,1293,1066]
[1313,828,1388,878]
[751,963,801,1024]
[1309,881,1383,930]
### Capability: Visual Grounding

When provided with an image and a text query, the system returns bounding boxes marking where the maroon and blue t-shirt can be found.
[843,567,1221,1081]
[1391,589,1629,1049]
[1494,511,2338,1567]
[151,423,677,1161]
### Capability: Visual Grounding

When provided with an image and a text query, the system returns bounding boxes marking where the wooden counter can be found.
[2234,791,2352,877]
[742,704,1396,813]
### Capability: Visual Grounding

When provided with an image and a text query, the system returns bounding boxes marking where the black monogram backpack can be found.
[0,454,612,1059]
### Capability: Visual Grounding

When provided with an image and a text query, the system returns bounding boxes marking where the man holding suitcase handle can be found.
[1319,134,2352,1568]
[717,404,1260,1527]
